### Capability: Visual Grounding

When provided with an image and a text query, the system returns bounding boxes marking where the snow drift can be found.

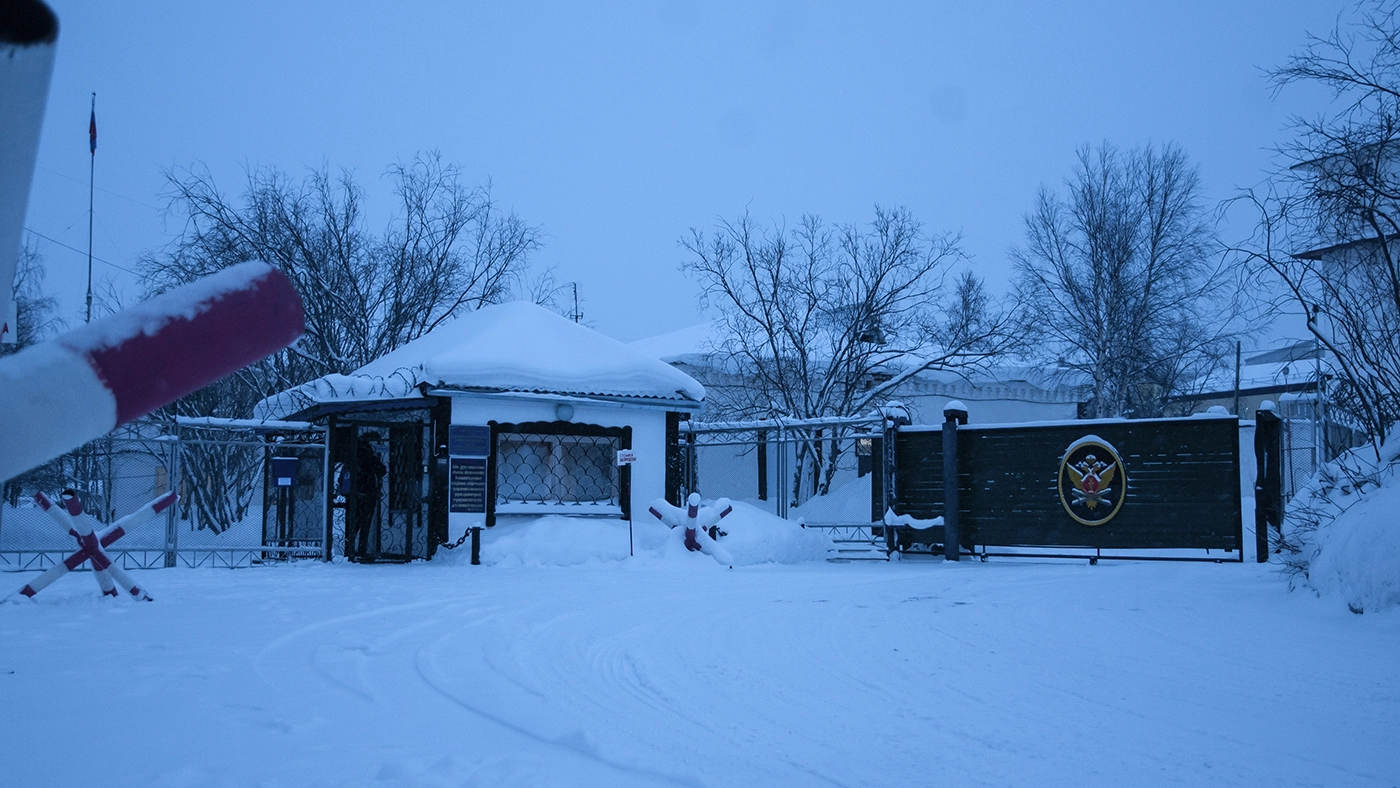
[1283,438,1400,613]
[474,501,832,568]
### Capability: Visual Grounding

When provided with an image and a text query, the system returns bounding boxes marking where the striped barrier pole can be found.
[10,490,175,601]
[36,491,117,597]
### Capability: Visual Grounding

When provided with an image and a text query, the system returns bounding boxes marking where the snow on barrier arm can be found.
[648,493,734,568]
[0,262,305,481]
[0,0,58,347]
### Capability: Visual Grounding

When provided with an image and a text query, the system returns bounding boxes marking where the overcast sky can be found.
[24,1,1339,344]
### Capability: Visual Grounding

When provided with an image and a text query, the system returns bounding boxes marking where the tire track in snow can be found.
[412,621,703,788]
[411,577,859,788]
[253,597,492,701]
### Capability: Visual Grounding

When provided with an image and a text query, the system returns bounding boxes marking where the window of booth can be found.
[490,422,630,517]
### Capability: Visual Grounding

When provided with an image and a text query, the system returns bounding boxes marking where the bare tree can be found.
[0,242,60,355]
[1231,0,1400,448]
[682,206,1023,502]
[1014,142,1232,419]
[141,153,544,531]
[144,152,544,409]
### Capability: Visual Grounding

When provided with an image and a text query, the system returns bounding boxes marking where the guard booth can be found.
[324,399,451,563]
[252,302,707,562]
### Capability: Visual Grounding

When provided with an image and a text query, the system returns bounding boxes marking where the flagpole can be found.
[86,92,95,324]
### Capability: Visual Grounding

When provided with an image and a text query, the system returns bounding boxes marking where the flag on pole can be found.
[89,107,97,154]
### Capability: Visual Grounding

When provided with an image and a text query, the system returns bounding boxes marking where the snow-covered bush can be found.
[1279,439,1400,613]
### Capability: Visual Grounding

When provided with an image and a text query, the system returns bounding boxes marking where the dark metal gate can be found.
[329,408,440,563]
[876,411,1246,561]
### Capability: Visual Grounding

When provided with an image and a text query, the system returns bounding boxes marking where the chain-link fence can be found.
[1277,396,1368,500]
[0,420,327,571]
[679,415,883,540]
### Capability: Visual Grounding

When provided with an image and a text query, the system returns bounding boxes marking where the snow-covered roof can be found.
[1186,339,1335,397]
[255,302,705,420]
[627,321,718,365]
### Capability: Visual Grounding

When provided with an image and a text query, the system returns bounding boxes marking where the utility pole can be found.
[86,92,96,324]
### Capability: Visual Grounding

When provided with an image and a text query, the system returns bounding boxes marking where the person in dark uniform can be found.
[348,432,386,561]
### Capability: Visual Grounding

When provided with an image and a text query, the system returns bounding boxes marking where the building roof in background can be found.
[627,324,1087,403]
[1179,339,1334,401]
[626,321,718,365]
[255,302,705,420]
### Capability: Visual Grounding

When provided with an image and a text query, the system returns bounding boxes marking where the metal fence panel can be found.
[681,416,883,540]
[1,421,326,570]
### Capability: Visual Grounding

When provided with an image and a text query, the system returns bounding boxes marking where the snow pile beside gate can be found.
[475,503,832,567]
[715,501,834,565]
[1284,439,1400,613]
[478,516,636,567]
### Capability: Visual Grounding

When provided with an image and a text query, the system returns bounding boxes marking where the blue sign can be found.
[271,456,298,488]
[448,425,491,457]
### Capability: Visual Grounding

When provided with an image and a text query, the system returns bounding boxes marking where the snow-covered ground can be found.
[3,545,1398,787]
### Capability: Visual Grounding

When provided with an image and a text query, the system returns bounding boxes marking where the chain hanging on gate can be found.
[439,526,482,566]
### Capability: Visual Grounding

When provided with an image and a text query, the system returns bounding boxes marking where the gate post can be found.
[942,401,968,562]
[756,428,768,502]
[684,428,698,503]
[322,424,333,562]
[164,435,180,568]
[1254,401,1283,562]
[776,422,789,520]
[878,404,908,556]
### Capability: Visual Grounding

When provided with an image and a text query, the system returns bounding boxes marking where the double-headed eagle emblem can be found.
[1066,453,1115,510]
[1058,437,1126,526]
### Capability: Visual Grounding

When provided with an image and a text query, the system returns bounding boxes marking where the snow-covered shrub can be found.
[1279,439,1400,613]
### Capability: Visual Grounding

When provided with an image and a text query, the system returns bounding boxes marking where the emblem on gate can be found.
[1058,435,1126,526]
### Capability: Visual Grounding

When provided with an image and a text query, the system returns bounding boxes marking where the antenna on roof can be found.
[569,282,582,324]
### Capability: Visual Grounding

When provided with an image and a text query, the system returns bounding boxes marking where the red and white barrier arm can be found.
[0,262,304,481]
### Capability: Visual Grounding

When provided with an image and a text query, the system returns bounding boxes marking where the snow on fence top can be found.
[255,301,705,420]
